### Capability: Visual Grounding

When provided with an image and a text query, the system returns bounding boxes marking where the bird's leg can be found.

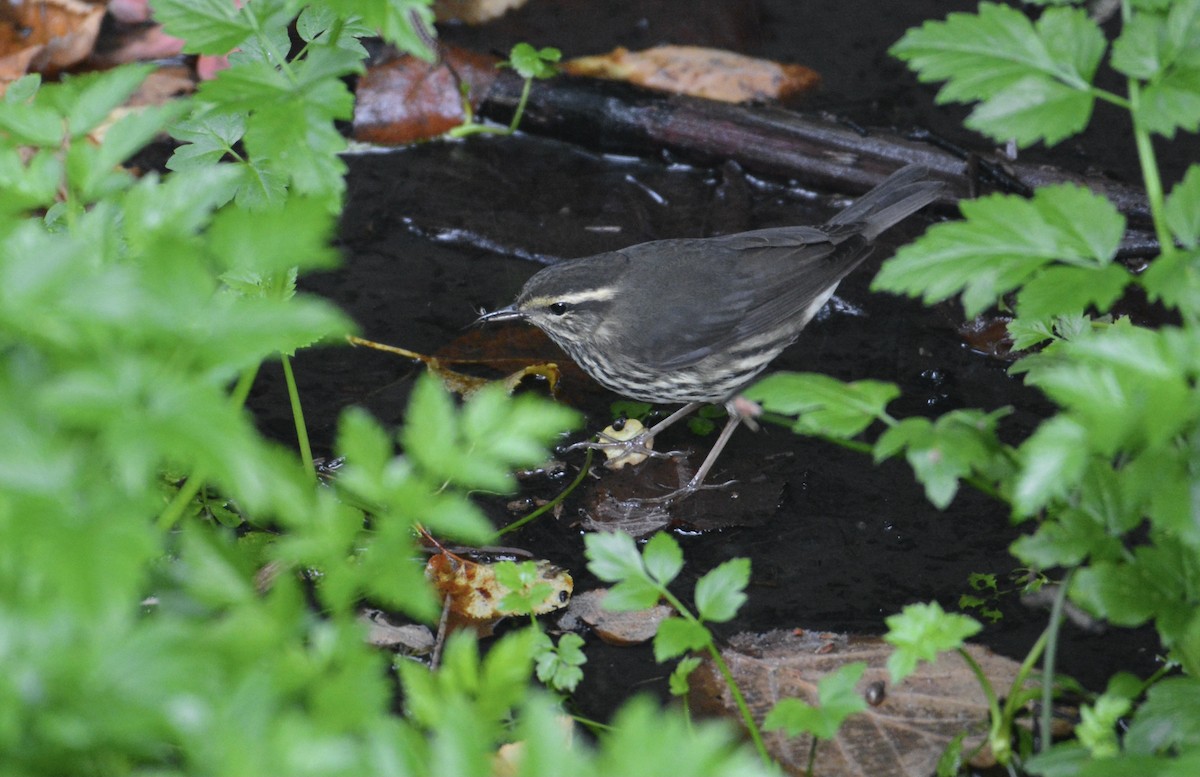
[564,401,702,460]
[637,395,762,504]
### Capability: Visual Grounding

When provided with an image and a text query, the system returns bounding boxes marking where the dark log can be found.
[478,70,1157,253]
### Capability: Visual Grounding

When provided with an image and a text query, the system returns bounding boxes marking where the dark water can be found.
[247,0,1181,724]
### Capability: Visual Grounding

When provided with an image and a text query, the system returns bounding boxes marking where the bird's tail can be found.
[826,165,944,241]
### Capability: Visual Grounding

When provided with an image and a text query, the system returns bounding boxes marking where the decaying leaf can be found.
[348,334,560,397]
[563,46,821,104]
[353,46,499,144]
[359,608,436,655]
[556,588,672,646]
[0,0,104,87]
[425,552,573,621]
[434,0,529,25]
[689,629,1025,777]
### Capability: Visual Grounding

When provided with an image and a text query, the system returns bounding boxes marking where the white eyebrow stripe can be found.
[524,287,619,307]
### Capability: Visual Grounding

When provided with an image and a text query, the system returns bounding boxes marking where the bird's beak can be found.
[473,305,524,326]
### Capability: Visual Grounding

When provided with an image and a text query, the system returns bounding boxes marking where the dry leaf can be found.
[425,552,573,621]
[0,0,104,85]
[564,46,820,104]
[359,608,435,655]
[434,0,529,25]
[347,334,561,398]
[556,588,672,646]
[689,629,1025,777]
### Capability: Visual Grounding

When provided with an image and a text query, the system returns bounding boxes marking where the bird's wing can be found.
[614,226,872,370]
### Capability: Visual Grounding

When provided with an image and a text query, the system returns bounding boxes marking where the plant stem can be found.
[155,365,260,532]
[705,640,773,767]
[494,448,593,538]
[1040,572,1074,752]
[280,353,315,482]
[508,76,533,134]
[655,587,773,767]
[956,646,1008,763]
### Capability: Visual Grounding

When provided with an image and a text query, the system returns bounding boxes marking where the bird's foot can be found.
[563,418,685,469]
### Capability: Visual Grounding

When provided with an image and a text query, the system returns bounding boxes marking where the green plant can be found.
[744,1,1200,773]
[0,1,775,774]
[583,531,770,763]
[450,42,562,138]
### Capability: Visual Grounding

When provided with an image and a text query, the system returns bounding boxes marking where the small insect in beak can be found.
[472,305,524,327]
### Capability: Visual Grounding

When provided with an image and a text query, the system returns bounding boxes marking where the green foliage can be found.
[505,43,563,80]
[584,531,772,764]
[747,372,898,438]
[450,41,562,137]
[763,662,869,741]
[0,2,774,774]
[884,602,983,683]
[890,2,1106,147]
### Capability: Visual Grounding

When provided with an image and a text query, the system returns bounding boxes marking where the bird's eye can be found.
[549,302,570,316]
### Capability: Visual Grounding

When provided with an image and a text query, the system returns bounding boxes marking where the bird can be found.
[478,165,943,501]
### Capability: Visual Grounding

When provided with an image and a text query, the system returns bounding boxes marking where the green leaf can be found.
[1165,165,1200,247]
[323,0,438,62]
[642,532,683,586]
[873,186,1125,317]
[150,0,259,55]
[884,602,982,683]
[746,372,898,438]
[209,196,339,278]
[585,531,648,584]
[1141,248,1200,315]
[1112,1,1200,138]
[1010,508,1122,568]
[669,656,702,696]
[1016,263,1131,322]
[167,112,247,170]
[1078,693,1132,758]
[43,64,154,139]
[763,663,869,740]
[508,43,562,80]
[890,3,1104,146]
[604,577,664,611]
[694,558,750,623]
[1124,677,1200,754]
[1012,415,1090,515]
[653,617,711,661]
[875,410,1009,509]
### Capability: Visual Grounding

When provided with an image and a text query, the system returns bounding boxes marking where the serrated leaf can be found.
[891,3,1103,147]
[48,65,154,139]
[1012,415,1090,515]
[1139,67,1200,138]
[763,662,869,740]
[873,186,1126,317]
[653,617,711,661]
[1165,166,1200,247]
[324,0,437,61]
[604,577,663,611]
[150,0,258,55]
[746,372,898,439]
[694,558,749,623]
[1141,248,1200,315]
[1015,264,1130,322]
[209,196,338,278]
[884,602,981,683]
[584,531,647,583]
[1010,507,1119,568]
[643,532,683,586]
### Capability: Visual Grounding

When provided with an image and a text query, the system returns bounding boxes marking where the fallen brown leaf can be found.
[556,588,672,646]
[563,46,821,104]
[0,0,103,87]
[689,629,1025,777]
